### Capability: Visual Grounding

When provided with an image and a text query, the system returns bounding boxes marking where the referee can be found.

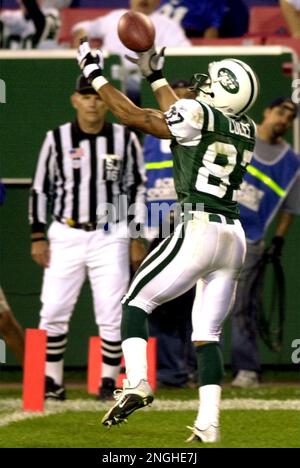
[29,75,146,400]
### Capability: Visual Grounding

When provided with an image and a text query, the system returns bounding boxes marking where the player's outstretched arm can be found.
[98,83,170,138]
[126,46,178,112]
[77,39,171,139]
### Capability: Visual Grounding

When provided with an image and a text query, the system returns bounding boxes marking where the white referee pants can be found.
[123,212,246,342]
[39,221,130,341]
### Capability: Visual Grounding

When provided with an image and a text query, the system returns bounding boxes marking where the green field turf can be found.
[0,386,299,448]
[0,408,299,448]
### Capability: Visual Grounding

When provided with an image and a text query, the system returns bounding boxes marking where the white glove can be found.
[125,46,166,78]
[77,38,104,82]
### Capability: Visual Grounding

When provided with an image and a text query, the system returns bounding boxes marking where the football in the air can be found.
[117,11,155,52]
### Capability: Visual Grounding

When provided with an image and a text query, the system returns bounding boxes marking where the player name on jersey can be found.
[228,119,252,139]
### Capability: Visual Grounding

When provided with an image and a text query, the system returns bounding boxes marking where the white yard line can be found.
[0,398,299,428]
[0,409,60,427]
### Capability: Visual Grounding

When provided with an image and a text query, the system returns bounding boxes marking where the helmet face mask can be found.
[189,73,211,92]
[189,73,213,107]
[192,59,259,116]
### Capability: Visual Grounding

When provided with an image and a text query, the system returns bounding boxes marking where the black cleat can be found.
[45,376,66,401]
[101,379,154,427]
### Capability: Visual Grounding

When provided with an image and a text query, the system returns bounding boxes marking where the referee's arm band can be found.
[31,222,46,234]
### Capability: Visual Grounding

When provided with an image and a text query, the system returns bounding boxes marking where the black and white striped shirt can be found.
[29,120,146,233]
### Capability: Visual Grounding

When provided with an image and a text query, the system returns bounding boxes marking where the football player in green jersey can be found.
[77,40,259,443]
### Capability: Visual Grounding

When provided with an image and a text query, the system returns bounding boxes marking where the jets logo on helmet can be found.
[218,68,239,94]
[190,58,259,116]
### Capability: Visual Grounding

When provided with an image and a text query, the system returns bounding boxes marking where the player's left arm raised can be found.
[77,39,171,139]
[125,46,179,112]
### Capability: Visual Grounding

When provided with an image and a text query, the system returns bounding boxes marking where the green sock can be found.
[121,304,149,342]
[195,342,224,387]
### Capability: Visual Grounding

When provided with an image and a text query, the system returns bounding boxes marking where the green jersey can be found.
[165,98,256,219]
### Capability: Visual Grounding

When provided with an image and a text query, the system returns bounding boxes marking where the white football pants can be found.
[39,221,130,341]
[123,212,246,342]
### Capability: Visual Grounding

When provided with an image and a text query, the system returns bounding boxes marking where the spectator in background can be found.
[72,0,190,103]
[159,0,226,38]
[1,0,71,7]
[159,0,249,38]
[220,0,249,38]
[280,0,300,37]
[144,79,197,387]
[41,0,72,8]
[232,97,300,388]
[0,180,25,365]
[0,0,60,49]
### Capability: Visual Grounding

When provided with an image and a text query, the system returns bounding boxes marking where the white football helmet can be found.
[191,58,259,115]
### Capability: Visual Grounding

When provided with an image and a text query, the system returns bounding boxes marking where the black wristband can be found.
[88,68,103,84]
[146,70,164,84]
[31,237,46,243]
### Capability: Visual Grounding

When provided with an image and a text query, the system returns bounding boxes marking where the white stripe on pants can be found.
[124,212,246,342]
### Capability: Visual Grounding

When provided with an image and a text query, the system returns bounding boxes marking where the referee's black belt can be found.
[55,217,98,231]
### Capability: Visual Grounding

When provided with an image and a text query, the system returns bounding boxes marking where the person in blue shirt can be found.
[220,0,249,38]
[0,180,25,365]
[231,97,300,388]
[159,0,249,38]
[144,79,197,387]
[159,0,226,37]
